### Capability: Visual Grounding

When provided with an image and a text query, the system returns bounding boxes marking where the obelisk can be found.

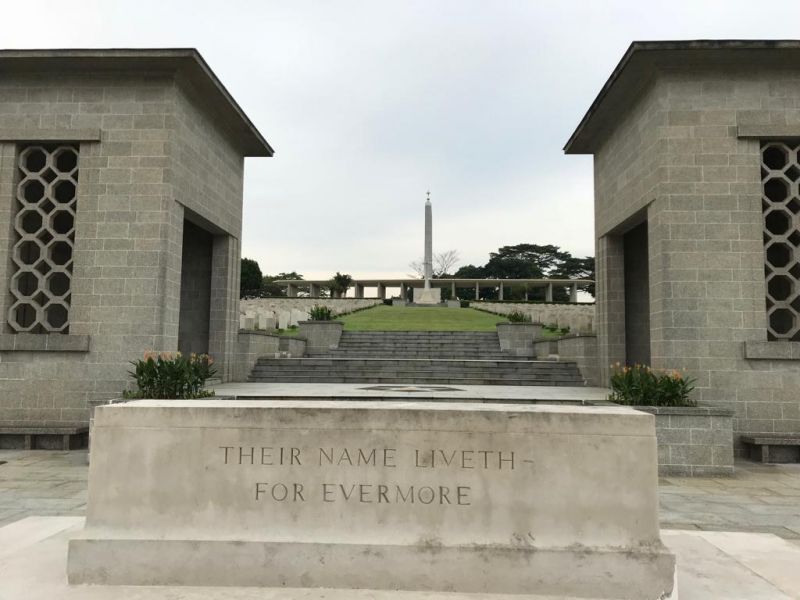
[413,191,442,304]
[424,191,433,289]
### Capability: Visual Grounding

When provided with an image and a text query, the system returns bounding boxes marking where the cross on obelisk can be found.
[424,191,433,290]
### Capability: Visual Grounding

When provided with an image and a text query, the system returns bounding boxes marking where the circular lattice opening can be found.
[53,180,76,204]
[769,308,795,335]
[18,209,44,234]
[50,210,74,235]
[765,209,792,236]
[768,275,793,301]
[14,240,43,265]
[53,148,78,173]
[767,243,792,268]
[21,148,46,173]
[20,180,45,203]
[45,303,68,330]
[765,177,790,203]
[49,241,72,266]
[13,270,39,296]
[46,272,70,297]
[11,302,38,330]
[763,144,789,170]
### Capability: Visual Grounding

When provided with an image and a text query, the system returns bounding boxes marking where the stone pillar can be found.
[451,280,456,298]
[546,283,553,302]
[597,235,626,385]
[309,283,320,297]
[570,282,579,303]
[208,234,239,382]
[524,286,529,301]
[401,283,407,300]
[376,283,386,299]
[355,284,364,299]
[287,284,298,298]
[499,282,504,301]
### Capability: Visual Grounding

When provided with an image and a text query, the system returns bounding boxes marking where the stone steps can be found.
[331,331,509,359]
[249,330,585,387]
[247,374,584,387]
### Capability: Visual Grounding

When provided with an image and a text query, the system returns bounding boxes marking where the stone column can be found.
[287,284,297,298]
[499,282,504,301]
[546,283,553,302]
[475,281,480,300]
[355,284,364,299]
[309,283,320,297]
[570,282,579,303]
[524,286,529,301]
[597,235,626,385]
[401,283,407,300]
[208,234,239,382]
[376,283,386,299]
[451,280,456,298]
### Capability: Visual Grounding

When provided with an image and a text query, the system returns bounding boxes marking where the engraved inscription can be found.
[217,444,531,509]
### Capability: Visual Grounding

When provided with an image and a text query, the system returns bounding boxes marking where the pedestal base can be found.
[412,287,442,304]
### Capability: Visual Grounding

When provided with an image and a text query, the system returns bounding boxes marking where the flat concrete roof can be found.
[0,48,273,157]
[275,278,592,287]
[564,40,800,154]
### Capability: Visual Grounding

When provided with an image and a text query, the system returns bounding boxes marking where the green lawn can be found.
[339,305,508,331]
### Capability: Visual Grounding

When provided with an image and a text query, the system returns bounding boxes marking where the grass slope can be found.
[339,305,507,332]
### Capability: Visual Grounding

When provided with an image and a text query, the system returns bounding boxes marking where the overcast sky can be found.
[5,1,800,279]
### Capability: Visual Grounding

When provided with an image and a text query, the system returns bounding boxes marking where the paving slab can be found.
[210,382,610,403]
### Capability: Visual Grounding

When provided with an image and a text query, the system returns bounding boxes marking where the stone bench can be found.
[0,425,88,450]
[741,434,800,463]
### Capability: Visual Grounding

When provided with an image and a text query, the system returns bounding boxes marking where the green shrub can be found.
[308,304,333,320]
[125,352,216,399]
[507,310,532,323]
[609,363,696,407]
[543,324,569,337]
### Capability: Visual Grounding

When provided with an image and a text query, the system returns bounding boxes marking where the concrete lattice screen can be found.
[7,145,78,333]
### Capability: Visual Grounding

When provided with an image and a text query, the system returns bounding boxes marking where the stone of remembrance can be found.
[68,400,675,598]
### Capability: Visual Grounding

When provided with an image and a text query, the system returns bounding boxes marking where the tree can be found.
[435,250,460,277]
[261,271,304,297]
[551,256,595,297]
[328,272,353,298]
[485,244,570,278]
[408,250,461,278]
[453,244,595,300]
[240,258,262,298]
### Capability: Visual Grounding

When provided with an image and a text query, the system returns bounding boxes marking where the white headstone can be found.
[277,311,290,330]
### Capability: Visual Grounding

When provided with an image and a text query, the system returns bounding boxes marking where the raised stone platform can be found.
[67,399,674,598]
[212,381,609,403]
[6,517,800,599]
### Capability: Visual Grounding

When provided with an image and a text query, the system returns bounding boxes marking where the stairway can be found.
[248,331,585,387]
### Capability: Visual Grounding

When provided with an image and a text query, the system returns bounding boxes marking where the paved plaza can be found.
[2,449,800,598]
[2,449,799,543]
